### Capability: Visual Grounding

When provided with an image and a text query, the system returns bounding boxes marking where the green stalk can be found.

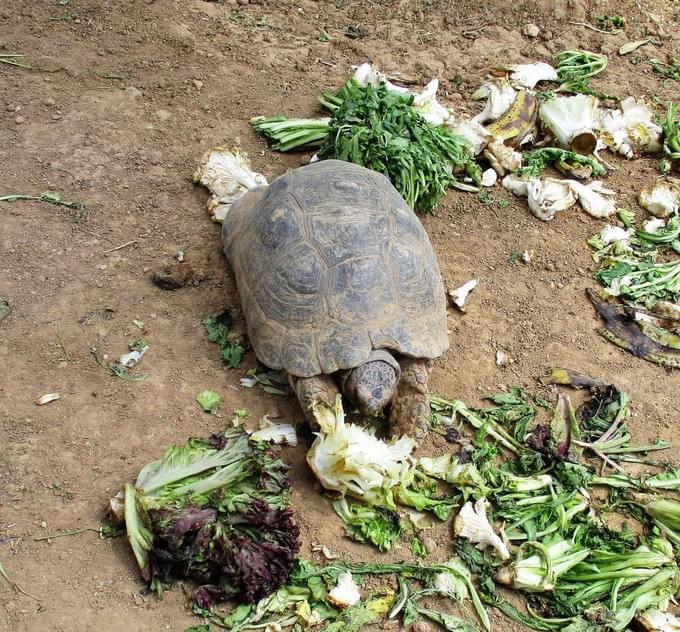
[431,396,523,453]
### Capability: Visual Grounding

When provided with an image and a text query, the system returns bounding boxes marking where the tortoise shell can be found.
[223,160,448,377]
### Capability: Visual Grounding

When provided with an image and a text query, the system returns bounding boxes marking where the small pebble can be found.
[44,98,55,106]
[15,115,25,124]
[522,23,541,38]
[422,536,437,554]
[192,79,204,90]
[174,250,185,262]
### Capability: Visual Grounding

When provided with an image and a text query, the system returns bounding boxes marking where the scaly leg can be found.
[388,358,432,443]
[287,373,341,430]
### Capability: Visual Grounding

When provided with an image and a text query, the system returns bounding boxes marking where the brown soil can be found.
[1,0,680,630]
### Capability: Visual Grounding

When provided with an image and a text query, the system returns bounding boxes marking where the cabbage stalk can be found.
[306,396,416,505]
[539,95,600,154]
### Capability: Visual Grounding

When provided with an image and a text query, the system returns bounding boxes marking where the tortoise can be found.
[222,159,449,440]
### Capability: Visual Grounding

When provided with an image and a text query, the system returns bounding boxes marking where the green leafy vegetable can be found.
[332,498,403,551]
[0,190,89,220]
[410,536,427,558]
[553,50,609,97]
[518,148,605,179]
[196,389,221,414]
[251,115,331,152]
[109,426,299,605]
[317,80,479,212]
[659,103,680,171]
[202,314,246,368]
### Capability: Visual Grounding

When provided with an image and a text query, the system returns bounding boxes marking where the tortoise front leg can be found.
[287,373,341,430]
[388,358,432,442]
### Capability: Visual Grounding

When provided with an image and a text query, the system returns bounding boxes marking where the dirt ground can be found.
[2,0,680,630]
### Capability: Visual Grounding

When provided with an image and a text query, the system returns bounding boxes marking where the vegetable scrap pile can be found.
[298,372,680,632]
[132,371,680,632]
[586,186,680,367]
[249,56,678,223]
[108,426,300,607]
[252,70,479,212]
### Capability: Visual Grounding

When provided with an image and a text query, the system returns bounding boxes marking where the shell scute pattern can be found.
[225,160,448,377]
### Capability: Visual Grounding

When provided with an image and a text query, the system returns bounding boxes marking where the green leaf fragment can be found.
[196,389,222,414]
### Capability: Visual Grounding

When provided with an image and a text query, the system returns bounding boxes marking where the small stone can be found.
[15,115,25,124]
[51,114,61,121]
[44,98,55,106]
[41,521,47,528]
[155,109,171,121]
[192,79,204,90]
[522,23,541,38]
[422,536,437,554]
[174,251,185,262]
[98,264,107,271]
[125,86,143,99]
[237,0,249,5]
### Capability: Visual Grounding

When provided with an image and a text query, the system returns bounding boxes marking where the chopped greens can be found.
[332,498,403,551]
[0,191,89,221]
[252,79,479,212]
[202,313,246,368]
[317,80,479,212]
[596,257,680,306]
[518,148,605,179]
[660,102,680,171]
[553,50,609,97]
[91,347,148,381]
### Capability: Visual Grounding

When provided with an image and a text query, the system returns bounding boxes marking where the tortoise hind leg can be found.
[288,373,340,430]
[388,358,432,443]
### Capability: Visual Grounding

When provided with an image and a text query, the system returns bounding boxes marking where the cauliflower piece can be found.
[644,217,667,233]
[328,572,361,609]
[481,168,498,187]
[453,498,510,560]
[638,181,680,217]
[502,174,576,221]
[527,178,577,221]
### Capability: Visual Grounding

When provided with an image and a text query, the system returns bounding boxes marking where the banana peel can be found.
[486,90,538,147]
[587,289,680,368]
[540,368,604,389]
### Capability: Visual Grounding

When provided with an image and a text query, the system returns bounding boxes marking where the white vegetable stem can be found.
[539,95,599,154]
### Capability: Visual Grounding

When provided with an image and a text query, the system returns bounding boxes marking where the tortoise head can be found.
[341,351,400,417]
